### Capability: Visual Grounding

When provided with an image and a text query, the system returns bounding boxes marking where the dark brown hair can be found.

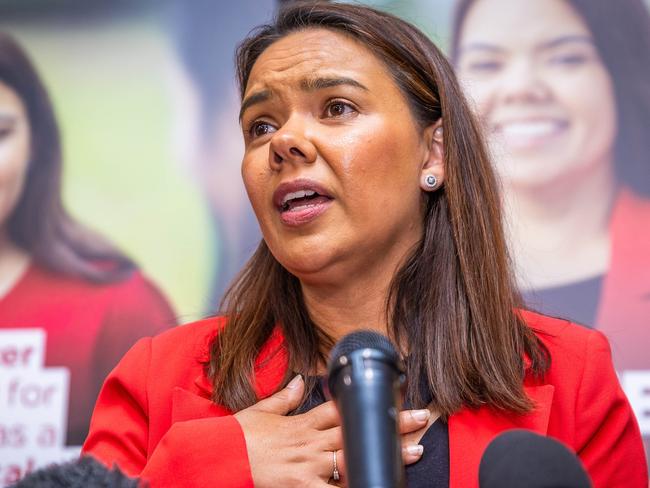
[0,32,133,282]
[452,0,650,197]
[210,1,549,416]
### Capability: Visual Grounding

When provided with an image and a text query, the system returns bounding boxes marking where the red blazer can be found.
[82,311,647,487]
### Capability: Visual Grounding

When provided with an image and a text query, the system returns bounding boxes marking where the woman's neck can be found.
[299,245,414,345]
[0,232,30,298]
[296,216,422,345]
[504,164,616,290]
[302,279,389,343]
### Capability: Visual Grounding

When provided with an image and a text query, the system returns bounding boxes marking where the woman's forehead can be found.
[244,28,390,97]
[459,0,591,48]
[0,81,26,115]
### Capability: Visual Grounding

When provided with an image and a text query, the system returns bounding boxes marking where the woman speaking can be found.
[82,3,647,486]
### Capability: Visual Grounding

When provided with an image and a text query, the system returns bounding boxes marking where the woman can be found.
[0,32,176,445]
[82,3,647,487]
[451,0,650,373]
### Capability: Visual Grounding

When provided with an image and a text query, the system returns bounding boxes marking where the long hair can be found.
[451,0,650,197]
[210,1,550,416]
[0,32,133,282]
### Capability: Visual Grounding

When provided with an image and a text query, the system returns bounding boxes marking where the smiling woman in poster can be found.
[452,0,650,370]
[452,0,650,462]
[0,32,176,446]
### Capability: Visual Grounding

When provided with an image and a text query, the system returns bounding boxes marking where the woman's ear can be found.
[420,119,445,192]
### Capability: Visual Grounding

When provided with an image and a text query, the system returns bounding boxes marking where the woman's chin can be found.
[277,251,349,286]
[282,258,334,281]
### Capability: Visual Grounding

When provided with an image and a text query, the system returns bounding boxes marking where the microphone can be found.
[479,429,592,488]
[11,456,139,487]
[327,330,406,488]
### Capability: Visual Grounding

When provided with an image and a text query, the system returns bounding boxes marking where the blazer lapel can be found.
[171,386,232,424]
[171,326,289,425]
[448,383,555,488]
[252,326,289,398]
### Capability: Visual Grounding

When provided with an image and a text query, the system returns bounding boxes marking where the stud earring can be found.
[433,126,443,140]
[424,174,437,189]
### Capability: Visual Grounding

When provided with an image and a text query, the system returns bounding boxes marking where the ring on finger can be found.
[331,450,340,481]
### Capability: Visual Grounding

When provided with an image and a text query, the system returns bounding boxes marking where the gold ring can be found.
[332,450,340,481]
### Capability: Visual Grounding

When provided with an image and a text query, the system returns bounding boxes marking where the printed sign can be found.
[0,330,76,487]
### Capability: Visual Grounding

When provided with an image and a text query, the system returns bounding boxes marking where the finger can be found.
[402,443,424,465]
[317,426,343,451]
[398,409,431,434]
[305,401,341,430]
[249,374,304,415]
[331,449,346,485]
[333,442,424,480]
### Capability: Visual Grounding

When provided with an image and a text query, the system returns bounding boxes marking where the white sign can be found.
[621,370,650,436]
[0,329,75,487]
[0,329,45,370]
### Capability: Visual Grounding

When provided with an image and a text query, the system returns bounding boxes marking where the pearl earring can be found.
[424,174,437,189]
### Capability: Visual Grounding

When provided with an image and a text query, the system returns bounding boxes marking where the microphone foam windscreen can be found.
[479,429,591,488]
[329,330,399,364]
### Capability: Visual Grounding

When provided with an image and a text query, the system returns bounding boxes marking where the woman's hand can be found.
[234,375,430,487]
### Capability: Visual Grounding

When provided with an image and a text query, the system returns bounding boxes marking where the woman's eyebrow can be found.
[457,42,504,56]
[299,76,368,92]
[536,34,595,51]
[239,76,368,121]
[459,35,594,57]
[240,89,271,121]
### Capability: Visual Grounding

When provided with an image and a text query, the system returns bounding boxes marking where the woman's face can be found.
[456,0,616,192]
[0,81,30,230]
[240,28,440,283]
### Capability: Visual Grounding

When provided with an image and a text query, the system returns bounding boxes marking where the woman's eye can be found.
[325,101,356,118]
[548,53,589,67]
[466,60,503,73]
[249,121,276,139]
[0,126,14,140]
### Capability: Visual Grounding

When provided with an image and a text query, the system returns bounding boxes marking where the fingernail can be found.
[412,409,430,422]
[287,374,303,389]
[405,444,424,456]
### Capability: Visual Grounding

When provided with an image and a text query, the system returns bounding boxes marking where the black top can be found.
[298,377,450,487]
[522,274,604,327]
[405,419,449,488]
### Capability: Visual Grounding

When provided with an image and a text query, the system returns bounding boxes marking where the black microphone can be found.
[327,330,406,488]
[9,456,139,488]
[479,429,592,488]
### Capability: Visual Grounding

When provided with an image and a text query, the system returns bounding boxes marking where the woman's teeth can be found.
[497,120,564,138]
[281,189,317,206]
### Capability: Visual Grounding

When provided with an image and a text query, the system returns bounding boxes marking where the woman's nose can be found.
[499,59,551,104]
[268,118,317,170]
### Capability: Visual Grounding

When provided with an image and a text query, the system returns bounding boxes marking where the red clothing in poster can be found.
[0,264,176,445]
[83,311,647,488]
[597,189,650,462]
[597,189,650,371]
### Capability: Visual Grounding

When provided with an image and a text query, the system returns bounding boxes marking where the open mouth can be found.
[280,189,332,212]
[273,179,334,226]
